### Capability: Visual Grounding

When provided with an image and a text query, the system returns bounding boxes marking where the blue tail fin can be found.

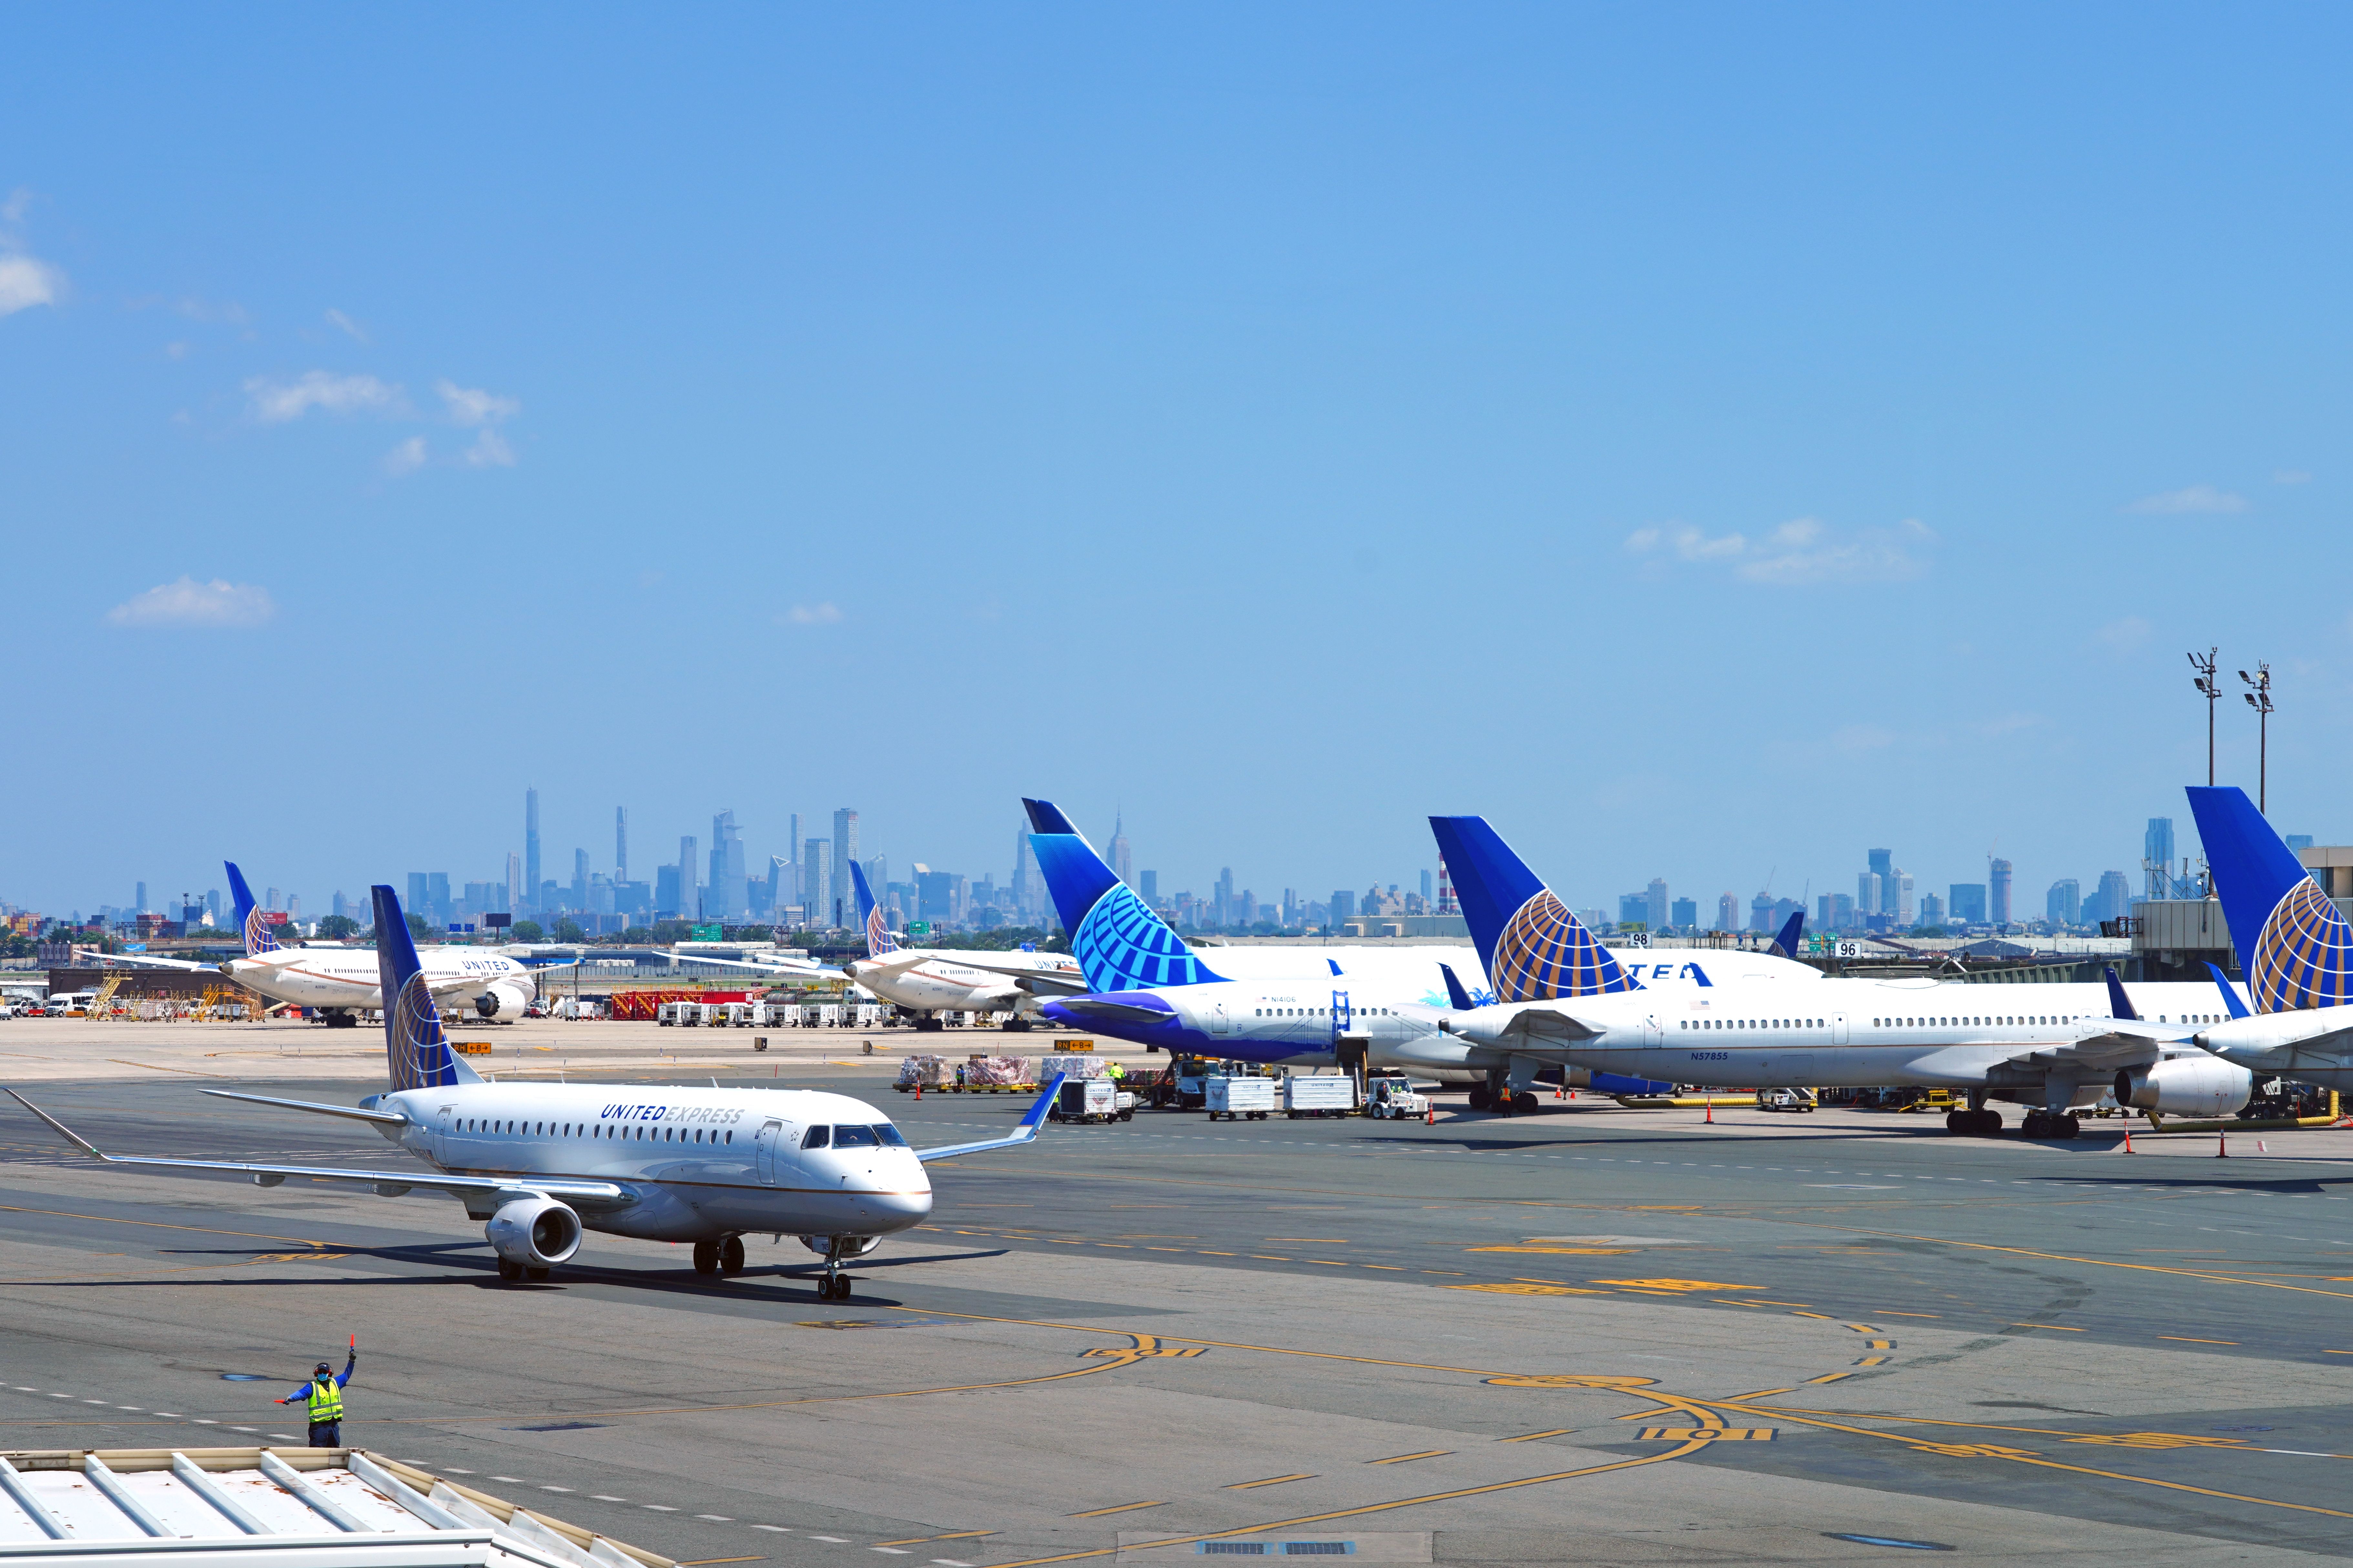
[850,861,896,956]
[371,886,463,1090]
[226,861,279,956]
[2205,961,2251,1020]
[1427,816,1636,1002]
[1028,832,1225,990]
[1772,910,1805,959]
[2187,784,2352,1012]
[1022,797,1084,839]
[1438,962,1475,1012]
[2103,964,2138,1021]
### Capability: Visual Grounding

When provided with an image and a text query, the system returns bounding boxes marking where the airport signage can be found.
[692,923,722,941]
[907,921,931,935]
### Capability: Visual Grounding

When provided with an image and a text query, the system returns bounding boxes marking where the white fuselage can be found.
[846,948,1084,1015]
[1395,976,2240,1103]
[226,948,534,1012]
[362,1082,930,1243]
[1179,944,1817,1003]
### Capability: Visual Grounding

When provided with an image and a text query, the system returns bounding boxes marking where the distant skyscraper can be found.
[1749,891,1775,933]
[831,809,858,919]
[1330,889,1356,925]
[710,810,745,921]
[1618,893,1648,928]
[1646,878,1669,932]
[571,851,589,912]
[506,852,522,915]
[1949,883,1988,924]
[135,881,148,913]
[1894,871,1915,925]
[1012,826,1037,918]
[205,889,221,924]
[407,873,429,919]
[1717,892,1740,931]
[2047,878,2081,925]
[525,788,541,913]
[678,835,698,917]
[1110,813,1133,891]
[1141,870,1159,905]
[615,807,629,883]
[804,838,832,923]
[1420,870,1434,903]
[1919,891,1945,927]
[1858,872,1882,916]
[656,864,682,919]
[1867,849,1892,909]
[1670,896,1697,930]
[2092,869,2133,925]
[2145,817,2175,898]
[1989,858,2013,926]
[2286,834,2315,853]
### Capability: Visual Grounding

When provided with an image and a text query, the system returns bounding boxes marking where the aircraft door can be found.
[754,1119,784,1186]
[1833,1014,1848,1044]
[433,1105,454,1164]
[1210,1001,1230,1035]
[1643,1014,1662,1047]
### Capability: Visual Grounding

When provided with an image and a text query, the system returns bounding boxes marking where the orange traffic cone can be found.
[1704,1100,1713,1124]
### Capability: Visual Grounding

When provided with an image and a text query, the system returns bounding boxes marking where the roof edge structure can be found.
[0,1450,671,1568]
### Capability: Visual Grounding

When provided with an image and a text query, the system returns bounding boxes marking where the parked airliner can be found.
[1417,814,2250,1137]
[839,861,1086,1028]
[10,885,1057,1297]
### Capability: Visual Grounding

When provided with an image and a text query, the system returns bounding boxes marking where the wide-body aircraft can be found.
[839,861,1087,1028]
[1421,815,2251,1137]
[11,885,1055,1298]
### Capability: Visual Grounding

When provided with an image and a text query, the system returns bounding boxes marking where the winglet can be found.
[1438,962,1475,1012]
[850,860,897,957]
[2206,961,2251,1020]
[2103,964,2139,1022]
[5,1089,107,1159]
[226,861,279,956]
[1772,909,1805,959]
[1019,1072,1065,1133]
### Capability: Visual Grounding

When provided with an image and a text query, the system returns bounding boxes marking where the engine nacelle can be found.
[486,1195,583,1268]
[2115,1057,2254,1118]
[474,980,534,1021]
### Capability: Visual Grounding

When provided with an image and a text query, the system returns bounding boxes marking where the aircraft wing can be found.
[915,1076,1062,1163]
[1046,996,1174,1024]
[1917,1022,2196,1078]
[71,946,220,974]
[933,956,1091,996]
[6,1090,633,1211]
[199,1088,409,1126]
[1451,1004,1608,1050]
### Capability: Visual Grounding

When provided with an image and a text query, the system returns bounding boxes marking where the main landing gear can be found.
[692,1236,748,1277]
[2023,1109,2082,1140]
[497,1259,551,1282]
[1466,1084,1540,1115]
[1944,1108,2003,1135]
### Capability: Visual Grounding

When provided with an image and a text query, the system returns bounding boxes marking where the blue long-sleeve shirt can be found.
[280,1357,354,1408]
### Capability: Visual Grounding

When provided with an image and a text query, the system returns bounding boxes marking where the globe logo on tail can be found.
[1491,891,1633,1003]
[1074,883,1223,992]
[243,904,281,955]
[2250,878,2353,1014]
[387,972,454,1091]
[865,900,898,956]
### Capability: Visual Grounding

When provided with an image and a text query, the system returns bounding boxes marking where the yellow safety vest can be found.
[305,1377,344,1423]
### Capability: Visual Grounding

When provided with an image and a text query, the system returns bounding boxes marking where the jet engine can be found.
[2114,1058,2253,1118]
[486,1195,583,1268]
[474,980,534,1021]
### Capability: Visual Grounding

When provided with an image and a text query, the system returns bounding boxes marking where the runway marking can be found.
[1495,1430,1572,1443]
[2156,1336,2239,1345]
[0,1203,331,1248]
[1366,1450,1449,1465]
[1727,1389,1793,1400]
[1224,1475,1314,1490]
[2011,1324,2084,1332]
[1066,1501,1166,1517]
[106,1059,234,1077]
[1810,1224,2353,1303]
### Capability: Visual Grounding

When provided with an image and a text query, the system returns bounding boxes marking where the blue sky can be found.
[6,4,2349,918]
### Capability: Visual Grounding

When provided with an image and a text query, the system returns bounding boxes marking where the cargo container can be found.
[1207,1076,1278,1121]
[1284,1073,1357,1117]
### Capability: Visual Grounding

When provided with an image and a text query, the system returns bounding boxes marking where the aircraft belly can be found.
[591,1182,931,1242]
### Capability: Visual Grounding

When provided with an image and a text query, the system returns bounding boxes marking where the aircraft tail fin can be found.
[2103,964,2139,1022]
[1027,831,1225,991]
[850,861,897,956]
[2187,784,2353,1012]
[1438,962,1476,1012]
[371,886,470,1090]
[1427,815,1635,1002]
[1022,797,1086,840]
[1772,909,1805,959]
[226,861,279,956]
[2205,961,2251,1020]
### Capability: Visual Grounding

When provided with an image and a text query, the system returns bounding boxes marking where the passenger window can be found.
[802,1125,831,1149]
[834,1125,879,1148]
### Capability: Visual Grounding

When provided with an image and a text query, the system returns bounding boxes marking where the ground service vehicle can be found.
[1049,1078,1124,1124]
[1208,1076,1278,1121]
[1364,1073,1429,1119]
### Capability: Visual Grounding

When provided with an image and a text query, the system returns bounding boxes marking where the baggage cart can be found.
[1048,1077,1120,1124]
[1207,1076,1278,1121]
[1284,1074,1357,1118]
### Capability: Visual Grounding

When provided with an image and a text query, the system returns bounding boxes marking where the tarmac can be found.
[5,1016,2353,1564]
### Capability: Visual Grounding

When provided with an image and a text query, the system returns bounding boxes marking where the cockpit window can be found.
[832,1124,880,1149]
[870,1124,908,1147]
[801,1125,830,1149]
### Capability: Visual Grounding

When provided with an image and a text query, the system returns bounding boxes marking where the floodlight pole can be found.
[2188,648,2219,786]
[2240,662,2273,815]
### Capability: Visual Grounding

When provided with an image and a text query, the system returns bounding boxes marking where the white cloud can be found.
[2275,469,2312,485]
[1,188,29,224]
[463,428,515,468]
[0,252,63,316]
[1832,723,1897,753]
[384,437,427,476]
[1626,516,1933,586]
[105,577,276,629]
[787,602,844,626]
[325,308,368,343]
[2124,484,2248,515]
[244,371,403,423]
[437,379,519,426]
[2096,616,2152,652]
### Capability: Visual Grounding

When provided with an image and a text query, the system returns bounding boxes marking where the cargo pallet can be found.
[892,1082,1041,1094]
